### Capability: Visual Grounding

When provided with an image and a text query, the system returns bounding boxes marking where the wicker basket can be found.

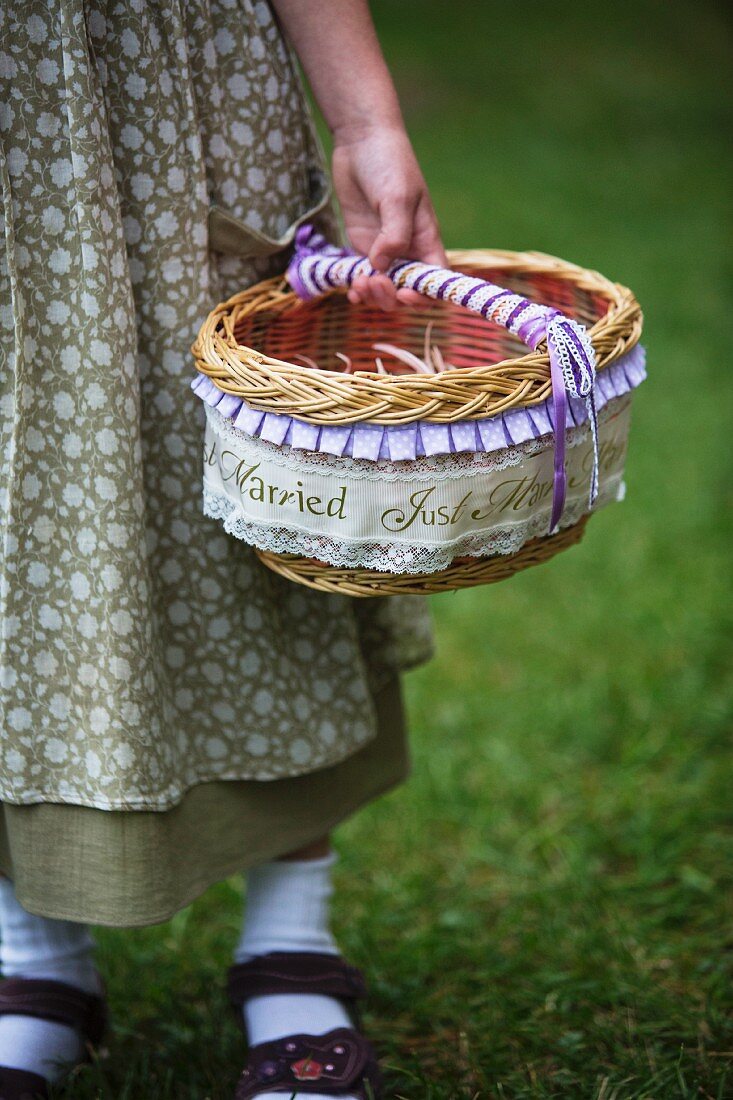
[191,229,644,596]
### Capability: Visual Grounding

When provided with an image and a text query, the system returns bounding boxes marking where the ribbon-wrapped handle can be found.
[286,224,599,534]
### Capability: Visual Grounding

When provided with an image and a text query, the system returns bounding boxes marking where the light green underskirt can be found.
[0,676,408,927]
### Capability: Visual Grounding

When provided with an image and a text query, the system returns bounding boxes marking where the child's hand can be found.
[331,123,447,311]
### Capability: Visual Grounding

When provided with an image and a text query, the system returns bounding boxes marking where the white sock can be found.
[235,851,357,1100]
[0,876,103,1084]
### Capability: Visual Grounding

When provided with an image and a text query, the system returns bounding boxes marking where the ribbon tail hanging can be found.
[548,343,568,535]
[585,387,600,509]
[545,314,599,535]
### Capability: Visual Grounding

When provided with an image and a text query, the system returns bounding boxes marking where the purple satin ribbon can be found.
[527,312,569,533]
[549,364,568,533]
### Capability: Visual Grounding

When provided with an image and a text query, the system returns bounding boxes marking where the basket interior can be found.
[231,266,612,374]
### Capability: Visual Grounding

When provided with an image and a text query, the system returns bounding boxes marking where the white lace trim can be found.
[202,481,624,575]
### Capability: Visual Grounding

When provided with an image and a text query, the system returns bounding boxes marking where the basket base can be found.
[255,516,589,597]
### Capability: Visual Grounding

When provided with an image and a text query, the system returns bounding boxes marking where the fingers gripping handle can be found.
[286,225,599,534]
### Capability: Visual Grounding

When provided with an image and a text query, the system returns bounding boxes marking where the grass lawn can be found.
[68,2,731,1097]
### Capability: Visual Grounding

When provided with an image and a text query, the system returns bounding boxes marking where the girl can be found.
[0,1,445,1097]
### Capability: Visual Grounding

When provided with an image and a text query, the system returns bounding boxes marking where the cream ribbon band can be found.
[202,397,631,574]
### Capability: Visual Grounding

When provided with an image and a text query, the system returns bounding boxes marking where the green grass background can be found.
[73,2,732,1097]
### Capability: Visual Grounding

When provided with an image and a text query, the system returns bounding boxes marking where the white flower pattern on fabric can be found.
[0,0,433,811]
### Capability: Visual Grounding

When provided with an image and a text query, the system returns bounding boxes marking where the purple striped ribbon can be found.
[286,224,599,533]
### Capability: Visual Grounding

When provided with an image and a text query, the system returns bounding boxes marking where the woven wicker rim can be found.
[192,249,642,426]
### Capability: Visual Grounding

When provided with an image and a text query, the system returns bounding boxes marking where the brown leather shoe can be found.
[0,977,108,1100]
[0,1066,53,1100]
[227,951,383,1098]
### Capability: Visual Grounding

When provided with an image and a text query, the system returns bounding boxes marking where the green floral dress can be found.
[0,0,432,924]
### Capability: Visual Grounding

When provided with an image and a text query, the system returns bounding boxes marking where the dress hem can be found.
[0,650,432,813]
[0,671,412,926]
[2,766,407,927]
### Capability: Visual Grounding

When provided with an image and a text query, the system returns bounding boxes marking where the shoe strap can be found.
[0,1065,50,1100]
[227,951,367,1007]
[234,1026,382,1099]
[0,977,107,1048]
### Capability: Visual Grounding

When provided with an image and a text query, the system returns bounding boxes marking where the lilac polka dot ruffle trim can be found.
[190,344,645,462]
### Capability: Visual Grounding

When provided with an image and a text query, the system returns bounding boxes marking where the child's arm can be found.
[270,0,446,308]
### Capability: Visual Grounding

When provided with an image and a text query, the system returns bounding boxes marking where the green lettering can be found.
[450,492,472,524]
[382,487,435,532]
[327,486,347,519]
[249,476,265,502]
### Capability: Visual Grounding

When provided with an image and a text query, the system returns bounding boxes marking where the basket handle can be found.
[286,224,599,535]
